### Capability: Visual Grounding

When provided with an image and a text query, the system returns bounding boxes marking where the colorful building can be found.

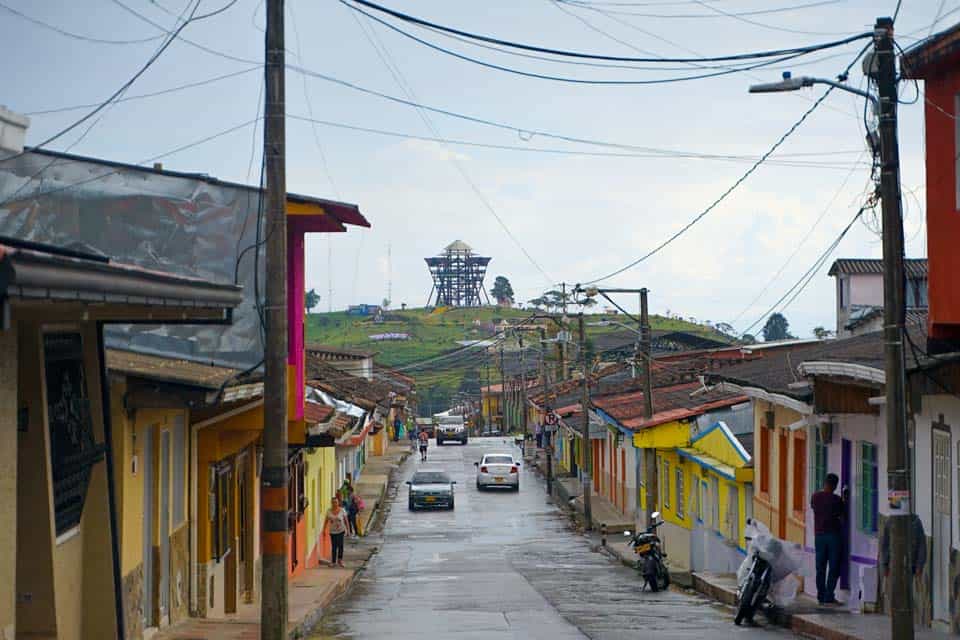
[0,237,241,640]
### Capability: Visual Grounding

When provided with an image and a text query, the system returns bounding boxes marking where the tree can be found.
[812,326,834,340]
[382,298,391,309]
[762,313,795,341]
[741,333,757,345]
[305,288,320,313]
[490,276,515,306]
[578,297,598,308]
[528,296,547,310]
[715,322,737,337]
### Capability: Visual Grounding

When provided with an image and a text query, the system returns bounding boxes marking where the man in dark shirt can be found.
[810,473,845,604]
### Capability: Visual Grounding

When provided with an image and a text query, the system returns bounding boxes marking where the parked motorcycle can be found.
[623,511,670,592]
[734,518,800,626]
[734,540,773,625]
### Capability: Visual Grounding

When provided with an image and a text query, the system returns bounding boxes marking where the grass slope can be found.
[304,306,725,414]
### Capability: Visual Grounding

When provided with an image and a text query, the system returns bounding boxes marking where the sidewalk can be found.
[152,442,411,640]
[525,446,633,533]
[690,571,954,640]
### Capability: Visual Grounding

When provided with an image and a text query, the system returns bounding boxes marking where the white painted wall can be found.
[912,394,960,549]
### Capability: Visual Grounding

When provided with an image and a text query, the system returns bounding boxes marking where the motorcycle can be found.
[623,511,670,592]
[734,518,800,626]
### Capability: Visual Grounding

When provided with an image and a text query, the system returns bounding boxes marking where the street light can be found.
[748,71,879,111]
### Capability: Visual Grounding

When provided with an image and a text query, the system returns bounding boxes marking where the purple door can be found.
[840,439,852,590]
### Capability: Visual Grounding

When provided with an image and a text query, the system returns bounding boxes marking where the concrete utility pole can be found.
[520,336,529,447]
[640,289,656,527]
[499,343,506,433]
[874,16,913,640]
[261,0,288,637]
[540,327,553,495]
[579,313,592,527]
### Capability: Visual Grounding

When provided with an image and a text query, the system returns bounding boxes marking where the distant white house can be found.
[829,258,928,337]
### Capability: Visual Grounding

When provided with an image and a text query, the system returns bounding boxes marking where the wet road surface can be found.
[308,437,792,639]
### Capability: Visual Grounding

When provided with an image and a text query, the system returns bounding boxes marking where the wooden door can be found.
[159,430,171,624]
[142,425,155,628]
[933,426,952,622]
[778,430,788,538]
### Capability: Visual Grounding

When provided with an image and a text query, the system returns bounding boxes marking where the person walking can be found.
[345,490,362,538]
[535,421,544,449]
[811,472,845,605]
[326,496,349,567]
[418,428,429,462]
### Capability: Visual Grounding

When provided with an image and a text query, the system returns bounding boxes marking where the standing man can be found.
[418,428,429,462]
[535,420,544,449]
[811,472,845,605]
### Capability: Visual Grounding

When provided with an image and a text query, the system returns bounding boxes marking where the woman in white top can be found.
[326,496,349,567]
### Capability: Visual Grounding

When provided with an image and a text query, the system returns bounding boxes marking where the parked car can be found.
[406,470,456,510]
[436,416,468,445]
[474,453,520,491]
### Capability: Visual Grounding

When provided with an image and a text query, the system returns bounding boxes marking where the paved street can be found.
[308,437,791,640]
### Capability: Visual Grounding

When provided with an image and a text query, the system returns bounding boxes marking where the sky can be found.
[1,0,951,338]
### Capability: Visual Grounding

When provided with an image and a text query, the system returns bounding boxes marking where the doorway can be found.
[778,430,788,537]
[933,423,951,623]
[159,430,171,625]
[142,425,155,629]
[840,439,852,590]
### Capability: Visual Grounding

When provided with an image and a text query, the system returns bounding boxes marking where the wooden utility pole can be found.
[874,16,913,640]
[499,344,506,433]
[579,313,592,527]
[261,0,288,637]
[520,336,528,448]
[640,289,656,527]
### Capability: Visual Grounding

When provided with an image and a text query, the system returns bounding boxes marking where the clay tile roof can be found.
[592,381,746,430]
[306,357,394,408]
[304,401,335,425]
[305,344,376,359]
[828,258,927,279]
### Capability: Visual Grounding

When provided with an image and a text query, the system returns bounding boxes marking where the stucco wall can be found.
[751,401,807,546]
[850,274,885,308]
[0,326,16,640]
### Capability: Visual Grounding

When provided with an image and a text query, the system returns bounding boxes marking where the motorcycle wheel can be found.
[644,557,660,592]
[734,574,759,626]
[658,564,671,591]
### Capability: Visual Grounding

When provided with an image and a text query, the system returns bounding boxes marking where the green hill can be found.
[304,306,727,415]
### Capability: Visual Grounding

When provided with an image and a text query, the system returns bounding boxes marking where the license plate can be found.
[495,477,504,482]
[425,496,436,502]
[635,543,652,554]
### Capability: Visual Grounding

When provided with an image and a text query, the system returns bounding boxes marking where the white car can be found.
[474,453,520,491]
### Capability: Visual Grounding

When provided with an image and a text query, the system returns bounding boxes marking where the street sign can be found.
[545,411,559,426]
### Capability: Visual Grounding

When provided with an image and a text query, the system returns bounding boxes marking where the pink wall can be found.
[288,220,306,420]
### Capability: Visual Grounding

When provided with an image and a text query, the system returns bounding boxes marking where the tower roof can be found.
[445,239,473,253]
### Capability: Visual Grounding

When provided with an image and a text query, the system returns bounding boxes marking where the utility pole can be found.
[520,336,528,449]
[261,0,288,638]
[640,289,656,527]
[579,313,592,528]
[875,16,913,640]
[499,343,506,433]
[540,327,553,495]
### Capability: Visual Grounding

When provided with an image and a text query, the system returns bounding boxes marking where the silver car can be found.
[474,453,520,491]
[406,470,456,510]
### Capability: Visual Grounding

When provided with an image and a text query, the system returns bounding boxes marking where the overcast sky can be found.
[2,0,949,337]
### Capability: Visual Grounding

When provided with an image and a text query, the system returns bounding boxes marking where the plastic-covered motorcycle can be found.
[734,518,802,625]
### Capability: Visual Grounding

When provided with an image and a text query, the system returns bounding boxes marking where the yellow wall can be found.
[305,446,336,560]
[0,326,16,640]
[752,401,806,545]
[633,420,690,449]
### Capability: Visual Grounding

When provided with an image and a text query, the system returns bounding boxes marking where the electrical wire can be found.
[739,200,872,336]
[561,0,848,17]
[344,1,848,86]
[581,43,870,285]
[344,0,871,63]
[0,1,163,45]
[1,0,212,163]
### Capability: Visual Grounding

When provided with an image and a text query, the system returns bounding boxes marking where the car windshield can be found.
[484,455,514,465]
[412,472,450,484]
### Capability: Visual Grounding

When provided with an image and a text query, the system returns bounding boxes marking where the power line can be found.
[345,0,871,63]
[561,0,848,16]
[580,43,870,285]
[1,0,219,163]
[0,1,163,45]
[739,200,871,336]
[346,6,556,285]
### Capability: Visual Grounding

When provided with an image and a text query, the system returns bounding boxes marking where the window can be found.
[858,442,878,533]
[910,278,929,308]
[793,435,807,514]
[172,415,186,526]
[697,480,706,523]
[760,415,773,494]
[812,427,829,495]
[727,483,740,543]
[676,466,685,519]
[711,477,721,530]
[661,459,670,509]
[212,463,232,561]
[289,450,307,519]
[839,276,850,309]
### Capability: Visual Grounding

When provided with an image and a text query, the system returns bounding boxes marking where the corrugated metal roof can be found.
[828,258,927,278]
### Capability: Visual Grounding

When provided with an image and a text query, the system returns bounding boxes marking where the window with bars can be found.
[661,459,670,509]
[697,479,706,523]
[793,435,807,514]
[858,442,878,533]
[760,412,774,494]
[212,463,232,562]
[812,427,829,495]
[712,477,720,530]
[676,466,685,520]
